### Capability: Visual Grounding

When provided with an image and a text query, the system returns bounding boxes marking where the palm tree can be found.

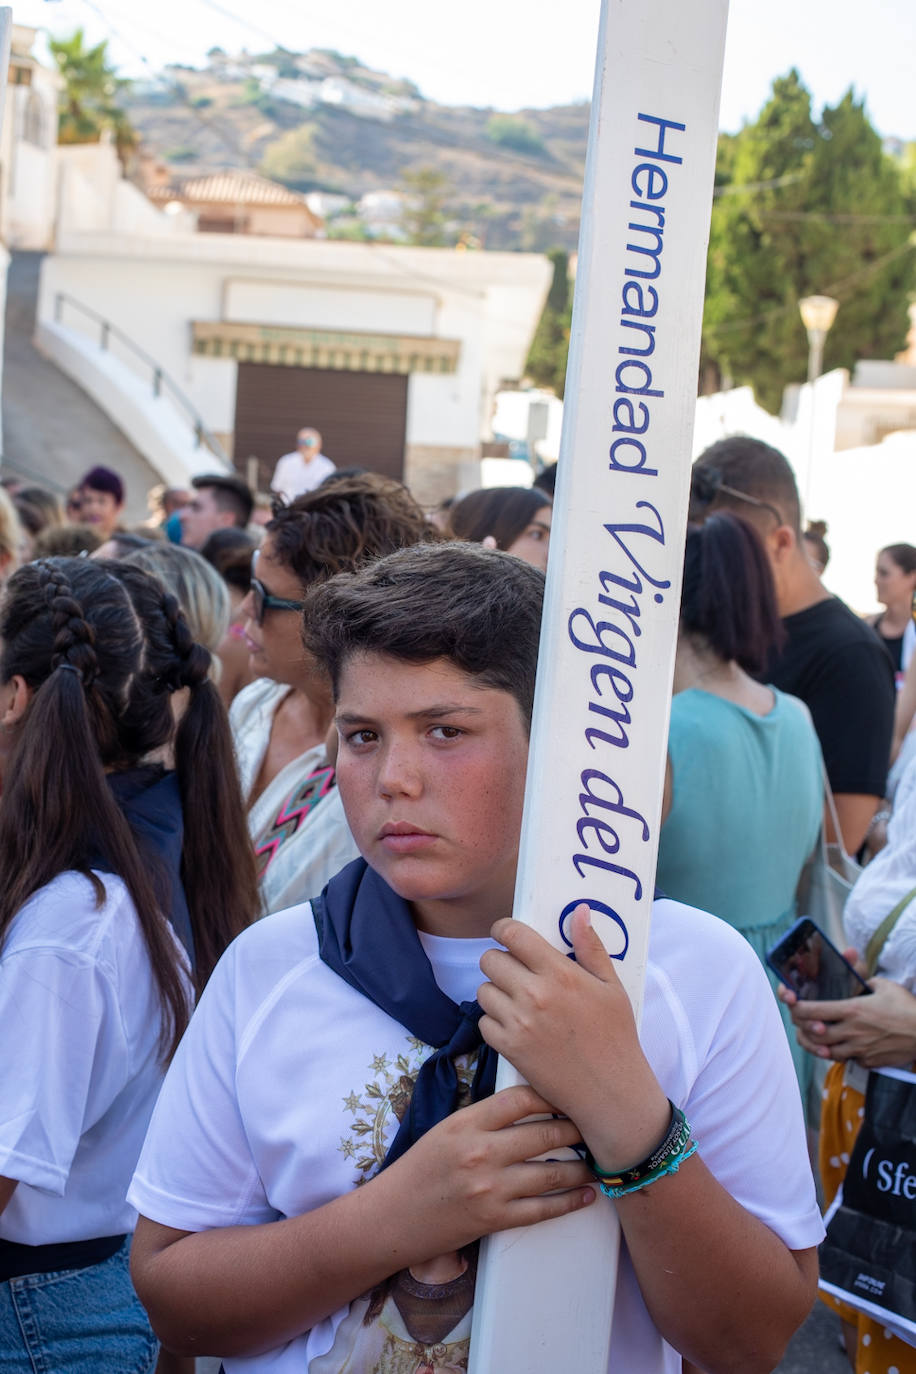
[48,29,137,168]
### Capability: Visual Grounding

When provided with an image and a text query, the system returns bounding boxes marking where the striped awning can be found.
[191,321,460,374]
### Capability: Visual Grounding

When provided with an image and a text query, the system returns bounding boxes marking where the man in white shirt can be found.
[271,428,336,502]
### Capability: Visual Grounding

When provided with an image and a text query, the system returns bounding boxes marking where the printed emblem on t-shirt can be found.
[319,1044,483,1370]
[339,1041,478,1184]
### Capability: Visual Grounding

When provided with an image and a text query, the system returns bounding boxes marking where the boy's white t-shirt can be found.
[130,896,824,1373]
[0,870,183,1245]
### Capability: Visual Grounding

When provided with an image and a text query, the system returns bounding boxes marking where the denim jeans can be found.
[0,1238,158,1373]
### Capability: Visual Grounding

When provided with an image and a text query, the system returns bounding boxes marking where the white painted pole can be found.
[469,2,729,1370]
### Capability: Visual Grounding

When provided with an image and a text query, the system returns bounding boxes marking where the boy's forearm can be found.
[615,1155,817,1374]
[133,1087,593,1359]
[134,1169,440,1358]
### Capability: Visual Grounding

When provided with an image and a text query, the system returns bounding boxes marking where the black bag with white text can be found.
[819,1066,916,1346]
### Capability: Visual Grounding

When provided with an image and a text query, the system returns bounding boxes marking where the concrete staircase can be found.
[2,251,159,521]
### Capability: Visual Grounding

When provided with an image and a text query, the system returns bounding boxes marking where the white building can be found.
[358,190,407,239]
[1,24,61,250]
[305,191,352,220]
[694,362,916,614]
[265,78,319,110]
[36,178,552,502]
[318,78,403,122]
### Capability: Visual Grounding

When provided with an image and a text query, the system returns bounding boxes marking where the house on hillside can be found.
[263,77,319,110]
[358,191,407,240]
[318,78,405,122]
[143,168,323,238]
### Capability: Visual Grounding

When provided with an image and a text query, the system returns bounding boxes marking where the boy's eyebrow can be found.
[336,703,485,725]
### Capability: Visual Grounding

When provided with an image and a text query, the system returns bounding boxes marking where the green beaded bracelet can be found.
[583,1100,697,1198]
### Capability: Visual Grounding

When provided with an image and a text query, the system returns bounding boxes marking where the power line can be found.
[703,237,916,339]
[759,210,916,225]
[76,0,252,164]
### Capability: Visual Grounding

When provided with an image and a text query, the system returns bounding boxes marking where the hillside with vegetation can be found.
[122,47,589,251]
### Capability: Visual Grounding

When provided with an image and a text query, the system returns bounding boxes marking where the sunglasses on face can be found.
[249,551,306,626]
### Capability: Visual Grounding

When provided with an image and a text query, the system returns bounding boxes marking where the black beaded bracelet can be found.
[583,1100,693,1192]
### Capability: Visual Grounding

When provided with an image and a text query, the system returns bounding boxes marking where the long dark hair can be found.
[881,543,916,576]
[103,561,259,990]
[447,486,550,551]
[0,559,190,1056]
[681,513,784,674]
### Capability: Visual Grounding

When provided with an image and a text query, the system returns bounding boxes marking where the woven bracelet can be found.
[583,1100,696,1198]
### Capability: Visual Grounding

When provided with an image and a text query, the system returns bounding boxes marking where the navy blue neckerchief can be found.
[312,858,498,1166]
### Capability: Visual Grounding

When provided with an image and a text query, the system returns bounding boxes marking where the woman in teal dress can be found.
[657,513,823,1092]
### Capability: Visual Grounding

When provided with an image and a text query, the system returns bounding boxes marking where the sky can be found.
[14,0,916,138]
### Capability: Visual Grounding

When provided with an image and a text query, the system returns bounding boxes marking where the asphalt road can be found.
[777,1300,851,1373]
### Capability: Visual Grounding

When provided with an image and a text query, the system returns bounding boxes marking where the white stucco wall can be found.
[36,318,230,487]
[38,234,551,462]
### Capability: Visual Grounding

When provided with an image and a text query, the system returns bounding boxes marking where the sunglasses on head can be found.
[690,467,784,526]
[249,550,306,626]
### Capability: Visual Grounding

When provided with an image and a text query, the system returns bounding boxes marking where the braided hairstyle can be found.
[103,561,259,990]
[0,558,190,1056]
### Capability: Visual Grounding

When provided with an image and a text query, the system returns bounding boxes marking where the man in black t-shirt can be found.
[691,437,894,854]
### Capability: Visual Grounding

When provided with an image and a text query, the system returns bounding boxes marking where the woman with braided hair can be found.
[0,558,193,1371]
[104,559,259,991]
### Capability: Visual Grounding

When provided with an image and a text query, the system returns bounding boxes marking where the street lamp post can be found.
[799,294,839,383]
[798,294,839,516]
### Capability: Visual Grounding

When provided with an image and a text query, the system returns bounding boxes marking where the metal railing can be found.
[53,293,230,465]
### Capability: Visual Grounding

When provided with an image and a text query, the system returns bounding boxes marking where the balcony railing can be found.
[53,293,229,465]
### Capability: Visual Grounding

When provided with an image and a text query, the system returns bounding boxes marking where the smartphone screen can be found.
[766,918,871,1001]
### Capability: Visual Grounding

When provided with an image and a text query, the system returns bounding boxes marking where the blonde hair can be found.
[0,487,23,576]
[123,543,230,667]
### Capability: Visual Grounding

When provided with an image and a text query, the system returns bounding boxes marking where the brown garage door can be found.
[234,364,407,491]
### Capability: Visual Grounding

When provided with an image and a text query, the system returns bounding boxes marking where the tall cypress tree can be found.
[702,71,914,412]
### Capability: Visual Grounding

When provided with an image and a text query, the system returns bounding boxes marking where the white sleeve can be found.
[270,455,290,496]
[0,949,123,1195]
[129,943,273,1231]
[666,930,825,1251]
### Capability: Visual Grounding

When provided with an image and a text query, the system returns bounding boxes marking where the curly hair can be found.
[268,473,437,588]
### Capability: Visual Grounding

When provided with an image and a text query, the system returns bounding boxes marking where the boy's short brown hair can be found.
[303,542,544,731]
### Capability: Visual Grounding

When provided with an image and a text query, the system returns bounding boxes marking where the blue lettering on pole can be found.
[560,507,670,952]
[608,115,685,478]
[559,899,629,961]
[559,113,687,961]
[634,113,686,164]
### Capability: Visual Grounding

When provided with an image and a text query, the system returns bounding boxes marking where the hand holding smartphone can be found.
[767,918,872,1002]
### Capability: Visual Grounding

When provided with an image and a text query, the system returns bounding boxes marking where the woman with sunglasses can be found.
[231,474,435,915]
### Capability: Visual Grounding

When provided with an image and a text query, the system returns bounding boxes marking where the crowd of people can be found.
[0,429,912,1374]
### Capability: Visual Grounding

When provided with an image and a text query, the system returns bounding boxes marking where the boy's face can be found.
[335,652,529,938]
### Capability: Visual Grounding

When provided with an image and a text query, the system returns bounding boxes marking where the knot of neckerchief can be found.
[312,858,499,1168]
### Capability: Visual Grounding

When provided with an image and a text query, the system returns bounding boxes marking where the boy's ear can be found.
[1,674,32,729]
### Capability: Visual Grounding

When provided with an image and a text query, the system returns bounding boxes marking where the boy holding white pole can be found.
[128,541,821,1373]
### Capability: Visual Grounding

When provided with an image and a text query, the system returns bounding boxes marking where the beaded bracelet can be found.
[582,1100,697,1199]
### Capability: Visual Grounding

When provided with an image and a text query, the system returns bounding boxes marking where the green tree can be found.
[400,167,453,247]
[702,71,915,411]
[486,115,545,157]
[525,249,572,395]
[49,29,136,167]
[261,125,317,188]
